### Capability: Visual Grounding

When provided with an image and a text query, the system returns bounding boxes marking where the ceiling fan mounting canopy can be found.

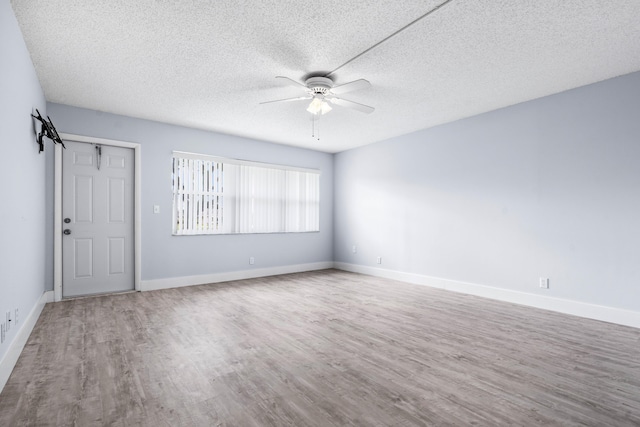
[305,77,333,95]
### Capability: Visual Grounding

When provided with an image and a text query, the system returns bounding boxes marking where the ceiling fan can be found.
[260,75,375,116]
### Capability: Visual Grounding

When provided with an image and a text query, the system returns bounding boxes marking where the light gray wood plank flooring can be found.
[1,269,639,426]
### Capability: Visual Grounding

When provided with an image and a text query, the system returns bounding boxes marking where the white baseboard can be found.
[0,290,53,393]
[141,262,334,292]
[334,263,640,329]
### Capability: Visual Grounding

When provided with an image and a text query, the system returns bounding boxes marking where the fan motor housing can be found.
[305,76,333,95]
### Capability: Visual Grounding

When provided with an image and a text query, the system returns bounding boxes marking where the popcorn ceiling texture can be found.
[10,0,640,153]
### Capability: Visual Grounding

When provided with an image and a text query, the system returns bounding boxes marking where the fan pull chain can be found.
[311,117,320,140]
[311,117,322,141]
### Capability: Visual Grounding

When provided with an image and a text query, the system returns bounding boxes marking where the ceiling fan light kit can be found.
[306,96,332,115]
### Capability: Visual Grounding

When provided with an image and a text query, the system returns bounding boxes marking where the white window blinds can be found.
[172,152,320,235]
[172,155,224,235]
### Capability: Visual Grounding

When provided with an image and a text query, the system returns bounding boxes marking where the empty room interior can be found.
[2,0,640,425]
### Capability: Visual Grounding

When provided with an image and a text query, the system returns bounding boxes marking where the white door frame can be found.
[54,133,142,302]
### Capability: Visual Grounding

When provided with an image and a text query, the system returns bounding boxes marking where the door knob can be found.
[64,218,71,223]
[63,229,71,235]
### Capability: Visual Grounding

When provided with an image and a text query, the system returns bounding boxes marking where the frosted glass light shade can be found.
[307,97,332,115]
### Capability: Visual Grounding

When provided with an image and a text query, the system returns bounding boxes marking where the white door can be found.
[62,140,135,297]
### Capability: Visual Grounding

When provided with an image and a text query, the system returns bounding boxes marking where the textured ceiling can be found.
[11,0,640,153]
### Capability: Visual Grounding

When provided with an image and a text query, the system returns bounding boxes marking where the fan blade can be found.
[259,96,311,105]
[330,79,371,95]
[275,76,308,89]
[327,96,375,114]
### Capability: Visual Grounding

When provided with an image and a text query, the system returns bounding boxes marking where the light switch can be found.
[153,205,160,214]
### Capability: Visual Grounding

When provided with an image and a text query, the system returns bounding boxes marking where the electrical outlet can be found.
[352,245,357,253]
[376,257,382,264]
[1,323,5,343]
[249,257,255,265]
[539,277,549,289]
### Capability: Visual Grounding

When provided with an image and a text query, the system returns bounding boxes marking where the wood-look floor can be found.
[1,270,639,426]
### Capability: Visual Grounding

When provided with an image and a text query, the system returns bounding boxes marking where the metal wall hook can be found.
[95,144,102,170]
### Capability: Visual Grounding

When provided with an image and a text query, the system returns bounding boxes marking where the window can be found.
[172,153,225,235]
[172,152,320,235]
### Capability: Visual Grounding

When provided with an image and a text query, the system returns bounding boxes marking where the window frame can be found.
[171,151,320,236]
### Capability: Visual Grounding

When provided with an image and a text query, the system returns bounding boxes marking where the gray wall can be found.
[0,0,48,361]
[334,71,640,312]
[46,103,334,283]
